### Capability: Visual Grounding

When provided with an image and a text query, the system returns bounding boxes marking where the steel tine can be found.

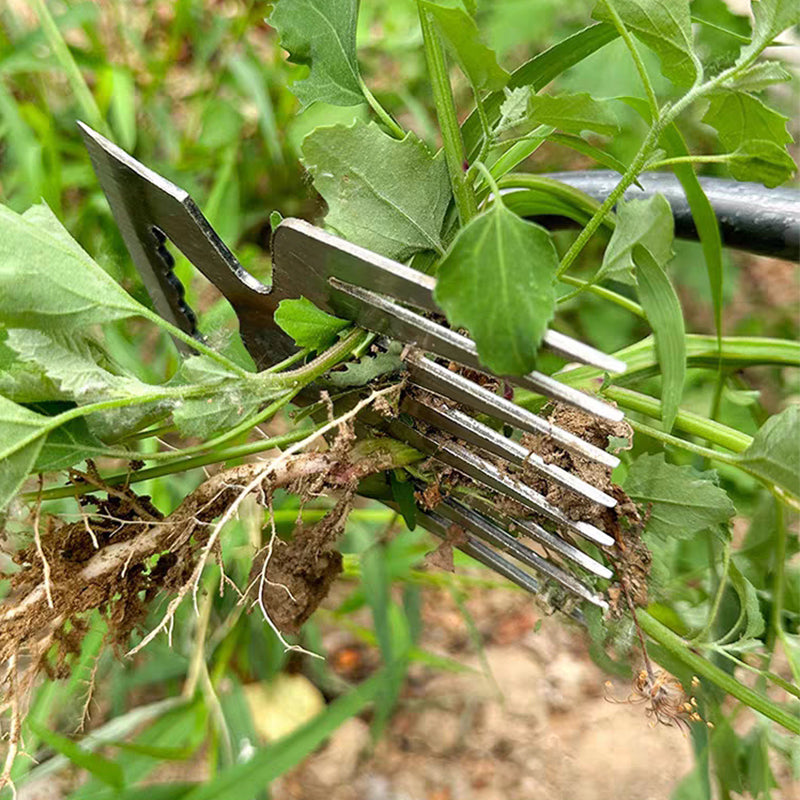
[435,499,608,607]
[402,394,617,507]
[462,495,613,579]
[360,408,614,547]
[543,329,625,374]
[329,277,624,422]
[410,506,541,595]
[405,352,619,469]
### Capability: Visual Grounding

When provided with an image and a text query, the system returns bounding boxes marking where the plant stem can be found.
[603,0,659,119]
[691,541,732,644]
[417,2,478,225]
[359,77,405,139]
[627,418,741,467]
[603,385,752,452]
[647,155,732,169]
[30,425,324,502]
[556,123,661,278]
[639,611,800,735]
[558,276,645,318]
[30,0,111,138]
[473,89,493,164]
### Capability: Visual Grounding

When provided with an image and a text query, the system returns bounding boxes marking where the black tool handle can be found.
[540,170,799,261]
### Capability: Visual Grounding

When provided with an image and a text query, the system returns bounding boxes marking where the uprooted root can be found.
[0,390,410,786]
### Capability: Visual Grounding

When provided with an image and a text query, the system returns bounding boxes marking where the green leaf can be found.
[302,121,451,260]
[182,673,383,800]
[659,123,724,356]
[0,396,46,510]
[268,0,363,107]
[702,90,795,187]
[599,194,674,284]
[34,418,106,472]
[724,60,792,92]
[433,199,558,376]
[496,86,531,132]
[725,138,798,188]
[737,0,800,64]
[4,328,166,441]
[0,202,147,331]
[326,342,404,388]
[634,245,685,431]
[736,404,800,497]
[592,0,698,86]
[421,0,509,90]
[28,719,124,789]
[519,92,619,137]
[170,356,277,440]
[274,297,350,351]
[624,453,736,540]
[390,470,417,531]
[728,560,765,640]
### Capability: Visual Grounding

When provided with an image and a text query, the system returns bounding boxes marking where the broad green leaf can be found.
[4,328,165,441]
[433,199,558,376]
[302,122,451,260]
[0,396,46,510]
[34,418,106,472]
[729,560,765,640]
[724,60,792,92]
[182,673,383,800]
[725,139,798,188]
[592,0,698,86]
[736,404,800,497]
[600,194,674,284]
[268,0,363,107]
[421,0,509,90]
[274,297,350,351]
[170,356,280,440]
[634,246,685,431]
[702,90,795,187]
[521,92,619,137]
[0,202,146,330]
[738,0,800,65]
[623,452,735,539]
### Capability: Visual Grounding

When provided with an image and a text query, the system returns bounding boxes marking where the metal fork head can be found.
[80,122,626,613]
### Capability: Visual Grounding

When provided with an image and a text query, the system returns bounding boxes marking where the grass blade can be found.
[633,245,686,431]
[182,673,383,800]
[28,0,111,138]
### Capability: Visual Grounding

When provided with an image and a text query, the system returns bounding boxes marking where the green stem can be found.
[474,161,501,200]
[558,276,645,318]
[603,385,752,452]
[691,541,732,644]
[603,0,659,118]
[30,0,111,138]
[627,417,741,467]
[31,425,324,502]
[359,77,405,140]
[417,2,478,224]
[647,155,731,169]
[639,611,800,735]
[556,123,661,278]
